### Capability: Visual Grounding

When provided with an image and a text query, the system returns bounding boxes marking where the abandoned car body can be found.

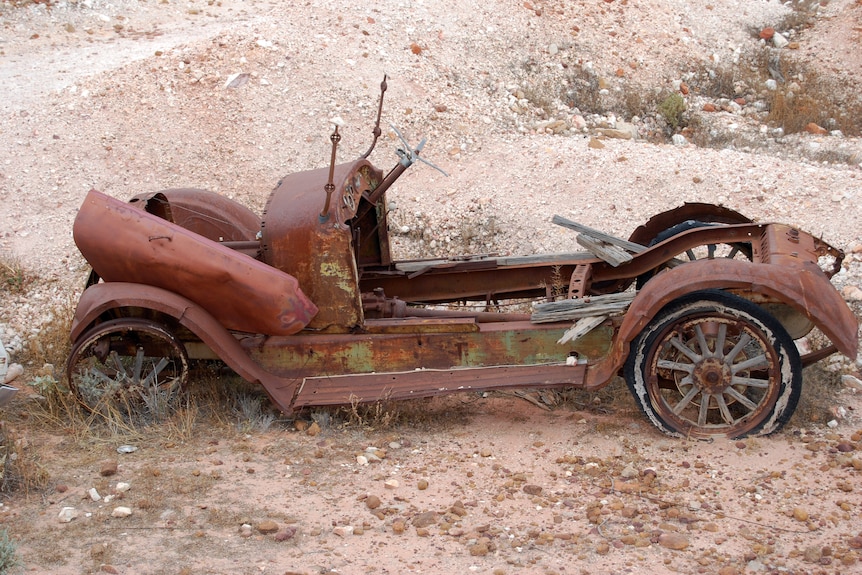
[67,83,858,439]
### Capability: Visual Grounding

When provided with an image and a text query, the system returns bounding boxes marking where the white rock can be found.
[356,455,369,466]
[115,482,131,493]
[827,419,839,429]
[671,134,688,147]
[614,121,638,140]
[571,115,586,131]
[3,364,23,384]
[620,465,638,479]
[841,374,862,391]
[111,506,133,518]
[88,487,101,501]
[772,32,788,48]
[58,507,79,523]
[333,525,354,537]
[384,479,399,489]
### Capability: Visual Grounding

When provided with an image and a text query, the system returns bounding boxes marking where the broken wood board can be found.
[557,315,609,345]
[576,233,634,267]
[531,291,635,323]
[552,215,646,253]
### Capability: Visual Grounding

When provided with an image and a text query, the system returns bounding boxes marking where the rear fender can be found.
[71,282,298,412]
[585,258,858,387]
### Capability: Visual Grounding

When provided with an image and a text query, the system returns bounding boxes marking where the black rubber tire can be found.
[624,290,801,439]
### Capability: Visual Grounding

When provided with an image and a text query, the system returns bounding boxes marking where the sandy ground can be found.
[1,0,862,573]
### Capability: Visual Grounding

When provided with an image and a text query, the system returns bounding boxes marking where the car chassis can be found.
[67,78,858,439]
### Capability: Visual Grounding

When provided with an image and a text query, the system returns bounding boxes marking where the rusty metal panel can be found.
[262,162,382,331]
[128,188,261,243]
[242,320,597,380]
[627,202,752,246]
[73,190,318,336]
[293,363,587,408]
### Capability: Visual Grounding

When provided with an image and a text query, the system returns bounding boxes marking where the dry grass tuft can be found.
[790,364,845,429]
[0,257,32,295]
[0,421,50,495]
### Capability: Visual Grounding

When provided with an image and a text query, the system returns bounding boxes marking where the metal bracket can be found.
[568,264,593,299]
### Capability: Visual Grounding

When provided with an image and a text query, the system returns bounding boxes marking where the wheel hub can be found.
[692,357,732,395]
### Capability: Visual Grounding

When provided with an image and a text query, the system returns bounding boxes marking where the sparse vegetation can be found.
[657,92,686,133]
[0,528,19,575]
[0,257,30,295]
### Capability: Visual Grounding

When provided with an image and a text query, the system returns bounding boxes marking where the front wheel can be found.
[67,318,189,419]
[624,290,801,439]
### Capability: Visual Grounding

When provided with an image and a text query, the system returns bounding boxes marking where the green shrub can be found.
[0,528,19,574]
[658,92,686,131]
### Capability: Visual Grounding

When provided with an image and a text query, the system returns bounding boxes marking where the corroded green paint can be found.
[247,321,614,380]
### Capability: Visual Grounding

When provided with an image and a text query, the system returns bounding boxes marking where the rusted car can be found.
[67,79,858,439]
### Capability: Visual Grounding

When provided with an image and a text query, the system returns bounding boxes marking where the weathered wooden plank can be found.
[557,315,609,344]
[576,234,634,267]
[531,291,635,323]
[552,215,646,253]
[495,252,595,266]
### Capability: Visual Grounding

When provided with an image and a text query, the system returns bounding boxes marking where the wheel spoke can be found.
[715,324,727,358]
[707,244,717,259]
[109,351,128,379]
[725,387,759,411]
[672,385,700,415]
[715,393,735,424]
[697,394,711,426]
[669,336,701,362]
[732,353,769,373]
[724,332,752,363]
[657,359,695,373]
[730,375,770,389]
[90,368,117,387]
[142,357,170,388]
[132,347,145,383]
[694,324,712,357]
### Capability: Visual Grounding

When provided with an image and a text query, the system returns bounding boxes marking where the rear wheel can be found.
[624,290,801,439]
[636,220,753,289]
[67,318,188,418]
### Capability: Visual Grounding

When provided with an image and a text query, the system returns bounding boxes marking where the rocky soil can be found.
[1,0,862,573]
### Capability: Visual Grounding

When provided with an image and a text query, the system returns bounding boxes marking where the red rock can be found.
[703,103,717,112]
[275,526,297,541]
[760,27,775,40]
[805,122,827,135]
[523,484,543,495]
[679,82,689,95]
[100,460,118,477]
[412,511,438,528]
[734,97,746,106]
[658,532,690,550]
[256,520,279,534]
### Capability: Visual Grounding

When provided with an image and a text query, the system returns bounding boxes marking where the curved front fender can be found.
[585,259,858,387]
[70,282,299,412]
